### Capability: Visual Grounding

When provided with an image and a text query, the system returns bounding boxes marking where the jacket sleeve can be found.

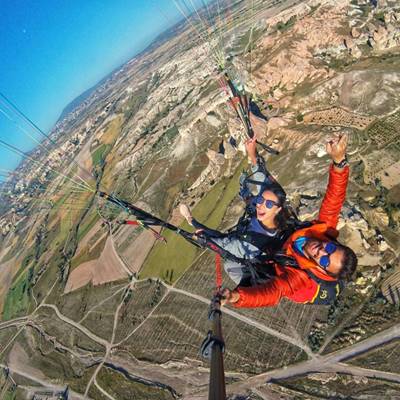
[233,268,312,308]
[318,164,349,229]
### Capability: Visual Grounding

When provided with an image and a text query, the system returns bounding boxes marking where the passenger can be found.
[180,125,296,286]
[222,134,357,307]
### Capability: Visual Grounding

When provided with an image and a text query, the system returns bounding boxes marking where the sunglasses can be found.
[319,242,337,269]
[254,195,280,209]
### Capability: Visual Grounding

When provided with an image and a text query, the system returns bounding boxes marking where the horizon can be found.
[0,1,208,178]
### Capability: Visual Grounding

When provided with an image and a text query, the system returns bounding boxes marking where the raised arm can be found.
[318,135,349,229]
[242,133,280,198]
[245,135,258,167]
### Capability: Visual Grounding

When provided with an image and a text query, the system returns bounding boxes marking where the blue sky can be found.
[0,0,193,177]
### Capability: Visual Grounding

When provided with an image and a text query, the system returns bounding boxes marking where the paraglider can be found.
[222,134,357,307]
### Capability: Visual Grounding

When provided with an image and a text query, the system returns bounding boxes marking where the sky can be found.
[0,0,192,178]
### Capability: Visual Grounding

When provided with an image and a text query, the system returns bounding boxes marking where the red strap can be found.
[215,253,222,289]
[231,97,240,105]
[125,220,140,226]
[125,220,166,243]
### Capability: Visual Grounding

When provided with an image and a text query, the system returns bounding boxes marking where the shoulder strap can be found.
[303,269,344,305]
[243,178,270,186]
[227,207,253,235]
[273,252,299,267]
[304,269,340,287]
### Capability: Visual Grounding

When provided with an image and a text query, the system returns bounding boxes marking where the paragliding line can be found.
[0,138,94,193]
[0,92,95,186]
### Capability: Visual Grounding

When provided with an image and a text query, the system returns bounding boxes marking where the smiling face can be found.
[255,189,282,227]
[303,238,345,276]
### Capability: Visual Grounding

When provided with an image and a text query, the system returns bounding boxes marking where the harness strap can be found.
[125,220,140,226]
[304,269,341,287]
[124,220,166,242]
[215,253,223,289]
[243,178,270,186]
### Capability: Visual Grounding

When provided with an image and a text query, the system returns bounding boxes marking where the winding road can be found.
[1,232,399,399]
[2,275,400,400]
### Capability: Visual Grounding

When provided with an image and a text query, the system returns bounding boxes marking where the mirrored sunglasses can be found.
[254,195,279,209]
[319,242,337,269]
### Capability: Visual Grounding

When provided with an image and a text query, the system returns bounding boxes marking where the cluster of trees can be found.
[124,83,149,122]
[275,16,296,33]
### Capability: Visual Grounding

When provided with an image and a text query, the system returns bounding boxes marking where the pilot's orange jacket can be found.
[234,164,350,308]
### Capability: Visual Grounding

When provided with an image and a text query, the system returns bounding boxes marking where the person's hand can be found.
[245,136,258,166]
[326,134,348,163]
[220,288,240,306]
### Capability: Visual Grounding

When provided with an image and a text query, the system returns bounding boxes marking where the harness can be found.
[229,208,313,255]
[239,156,279,201]
[232,221,288,257]
[303,269,344,305]
[225,225,344,303]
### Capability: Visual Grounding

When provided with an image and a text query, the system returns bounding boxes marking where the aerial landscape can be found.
[0,0,400,399]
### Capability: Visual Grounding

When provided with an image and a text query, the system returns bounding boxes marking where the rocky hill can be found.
[0,0,399,398]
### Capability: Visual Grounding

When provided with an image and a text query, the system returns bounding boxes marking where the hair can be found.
[337,244,358,281]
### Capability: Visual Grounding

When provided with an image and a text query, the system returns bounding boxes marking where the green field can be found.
[71,235,107,269]
[77,209,100,243]
[3,390,16,400]
[92,143,111,167]
[2,268,32,320]
[152,125,179,153]
[139,158,246,282]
